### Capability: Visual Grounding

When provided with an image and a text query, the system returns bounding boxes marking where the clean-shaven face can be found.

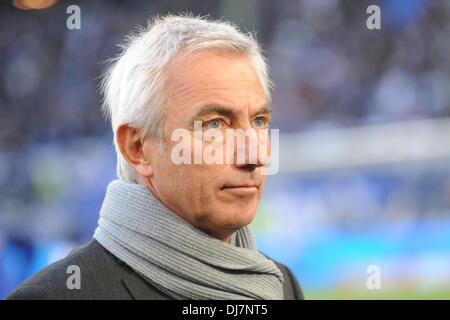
[143,50,271,242]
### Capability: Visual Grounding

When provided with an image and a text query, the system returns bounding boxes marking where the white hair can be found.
[100,13,272,183]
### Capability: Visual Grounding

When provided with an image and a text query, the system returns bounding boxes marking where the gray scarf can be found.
[93,180,284,300]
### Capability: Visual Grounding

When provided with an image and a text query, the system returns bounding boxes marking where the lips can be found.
[220,183,259,197]
[220,183,259,190]
[221,184,258,189]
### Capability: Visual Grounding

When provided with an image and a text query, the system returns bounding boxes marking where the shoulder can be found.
[5,239,129,300]
[262,253,305,300]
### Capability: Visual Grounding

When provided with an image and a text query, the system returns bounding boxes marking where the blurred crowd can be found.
[265,0,450,131]
[1,0,450,298]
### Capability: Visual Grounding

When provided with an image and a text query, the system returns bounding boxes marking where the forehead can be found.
[165,50,267,118]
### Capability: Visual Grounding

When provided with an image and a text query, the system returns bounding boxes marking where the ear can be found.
[116,123,153,178]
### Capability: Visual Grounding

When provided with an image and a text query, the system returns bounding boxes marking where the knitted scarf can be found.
[93,180,284,300]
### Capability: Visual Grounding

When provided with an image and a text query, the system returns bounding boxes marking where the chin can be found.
[223,205,257,228]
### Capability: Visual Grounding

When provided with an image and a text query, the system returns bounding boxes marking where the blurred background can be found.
[1,0,449,299]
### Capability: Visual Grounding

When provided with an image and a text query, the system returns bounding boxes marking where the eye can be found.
[206,119,222,129]
[253,117,267,128]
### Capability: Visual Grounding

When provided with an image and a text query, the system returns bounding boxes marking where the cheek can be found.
[152,149,183,193]
[261,130,271,156]
[169,163,208,197]
[172,166,222,217]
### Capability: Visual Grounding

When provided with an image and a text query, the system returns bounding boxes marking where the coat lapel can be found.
[119,264,172,300]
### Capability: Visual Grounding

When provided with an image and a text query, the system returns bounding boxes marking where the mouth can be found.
[220,183,259,196]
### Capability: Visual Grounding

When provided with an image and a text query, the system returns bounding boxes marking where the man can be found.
[6,14,303,300]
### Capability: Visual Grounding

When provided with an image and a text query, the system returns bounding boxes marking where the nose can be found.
[227,127,269,170]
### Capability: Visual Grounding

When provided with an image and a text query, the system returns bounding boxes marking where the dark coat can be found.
[5,239,304,300]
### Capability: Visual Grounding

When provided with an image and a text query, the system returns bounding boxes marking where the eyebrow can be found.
[188,102,272,126]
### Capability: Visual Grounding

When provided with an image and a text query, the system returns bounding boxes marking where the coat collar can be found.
[118,259,172,300]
